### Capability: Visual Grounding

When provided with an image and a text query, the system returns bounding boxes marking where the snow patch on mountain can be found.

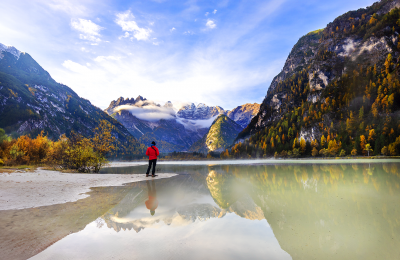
[0,43,22,60]
[133,125,144,135]
[177,103,226,120]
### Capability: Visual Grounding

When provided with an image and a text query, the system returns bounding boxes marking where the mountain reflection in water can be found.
[14,162,400,259]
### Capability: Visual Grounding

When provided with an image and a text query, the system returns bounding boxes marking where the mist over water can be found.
[2,161,400,259]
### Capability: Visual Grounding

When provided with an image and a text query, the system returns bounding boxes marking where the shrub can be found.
[0,120,117,172]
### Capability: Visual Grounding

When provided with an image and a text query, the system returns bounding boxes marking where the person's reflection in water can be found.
[145,180,158,216]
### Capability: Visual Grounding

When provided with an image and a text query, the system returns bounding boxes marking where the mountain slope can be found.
[235,0,400,158]
[139,118,206,152]
[189,115,243,153]
[112,110,154,139]
[0,43,143,156]
[226,103,260,128]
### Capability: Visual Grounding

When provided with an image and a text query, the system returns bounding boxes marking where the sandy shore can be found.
[0,169,177,211]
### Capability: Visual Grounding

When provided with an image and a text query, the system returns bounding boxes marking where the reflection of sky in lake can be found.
[32,213,289,260]
[23,161,400,259]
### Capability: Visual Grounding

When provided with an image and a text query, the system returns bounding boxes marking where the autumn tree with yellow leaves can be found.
[0,120,123,172]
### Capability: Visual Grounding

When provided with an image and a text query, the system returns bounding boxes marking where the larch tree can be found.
[300,138,306,154]
[364,143,373,156]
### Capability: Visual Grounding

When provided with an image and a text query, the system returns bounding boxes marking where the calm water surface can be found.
[2,161,400,260]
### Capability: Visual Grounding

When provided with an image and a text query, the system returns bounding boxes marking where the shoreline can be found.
[108,158,400,167]
[110,156,400,163]
[0,168,177,211]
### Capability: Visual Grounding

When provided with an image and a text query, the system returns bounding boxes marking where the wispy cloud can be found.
[94,56,121,62]
[170,27,176,32]
[71,18,103,42]
[213,9,217,14]
[205,12,209,16]
[115,10,152,41]
[41,0,87,16]
[62,60,90,73]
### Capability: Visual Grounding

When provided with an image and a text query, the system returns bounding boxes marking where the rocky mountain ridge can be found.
[176,103,225,120]
[105,95,147,114]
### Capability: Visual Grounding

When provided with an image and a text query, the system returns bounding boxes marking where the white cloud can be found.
[206,19,216,29]
[71,18,103,36]
[115,10,152,41]
[205,12,209,16]
[79,34,101,42]
[170,27,176,32]
[176,116,218,130]
[71,18,103,42]
[62,60,90,73]
[183,31,194,35]
[94,56,121,62]
[118,32,130,40]
[213,9,217,14]
[152,38,163,45]
[114,104,176,121]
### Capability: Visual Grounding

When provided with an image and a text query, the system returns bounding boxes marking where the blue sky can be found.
[0,0,376,110]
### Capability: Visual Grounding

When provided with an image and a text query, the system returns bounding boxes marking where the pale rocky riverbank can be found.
[0,168,177,211]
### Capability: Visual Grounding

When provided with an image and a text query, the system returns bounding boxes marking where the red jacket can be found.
[146,146,159,160]
[145,196,159,210]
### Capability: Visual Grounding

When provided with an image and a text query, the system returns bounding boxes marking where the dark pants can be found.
[147,180,156,197]
[146,159,157,175]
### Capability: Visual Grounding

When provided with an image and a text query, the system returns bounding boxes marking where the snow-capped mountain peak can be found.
[177,103,226,120]
[0,43,22,60]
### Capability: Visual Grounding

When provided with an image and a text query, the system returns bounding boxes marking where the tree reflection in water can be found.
[205,163,400,260]
[103,162,400,259]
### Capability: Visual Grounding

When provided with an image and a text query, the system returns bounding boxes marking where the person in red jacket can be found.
[145,141,159,177]
[145,180,158,216]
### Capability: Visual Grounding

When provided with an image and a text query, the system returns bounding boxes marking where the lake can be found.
[2,160,400,259]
